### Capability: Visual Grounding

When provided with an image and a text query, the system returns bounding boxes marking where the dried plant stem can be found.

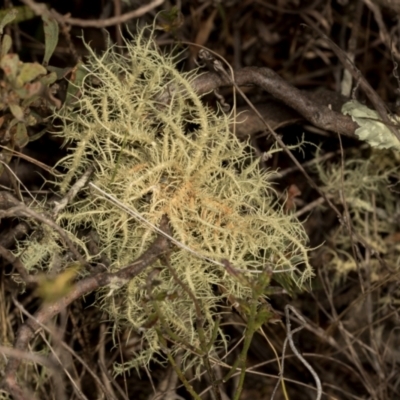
[277,305,322,400]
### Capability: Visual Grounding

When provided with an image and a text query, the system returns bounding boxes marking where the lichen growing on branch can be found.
[20,28,313,368]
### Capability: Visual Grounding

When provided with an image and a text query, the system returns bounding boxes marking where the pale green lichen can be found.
[317,149,400,282]
[20,28,312,369]
[342,100,400,150]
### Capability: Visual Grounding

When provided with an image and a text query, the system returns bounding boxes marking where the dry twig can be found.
[20,0,165,28]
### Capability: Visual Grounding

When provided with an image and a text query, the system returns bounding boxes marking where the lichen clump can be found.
[51,29,311,367]
[317,149,400,282]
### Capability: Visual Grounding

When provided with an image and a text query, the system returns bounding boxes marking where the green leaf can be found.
[14,122,29,147]
[0,8,18,34]
[0,53,19,81]
[47,65,72,80]
[157,6,184,33]
[40,71,57,86]
[1,34,12,58]
[15,62,47,87]
[9,103,24,121]
[65,62,88,106]
[0,6,37,27]
[41,14,59,66]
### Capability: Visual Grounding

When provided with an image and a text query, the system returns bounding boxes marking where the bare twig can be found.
[0,345,57,369]
[20,0,165,28]
[278,305,322,400]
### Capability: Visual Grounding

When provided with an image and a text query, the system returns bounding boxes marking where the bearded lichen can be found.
[317,148,400,282]
[17,28,312,369]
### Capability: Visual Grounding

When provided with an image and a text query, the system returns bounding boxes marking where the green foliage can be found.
[20,28,312,370]
[0,8,59,176]
[41,13,59,67]
[0,6,36,31]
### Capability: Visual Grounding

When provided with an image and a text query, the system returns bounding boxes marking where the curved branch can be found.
[192,67,358,138]
[20,0,165,28]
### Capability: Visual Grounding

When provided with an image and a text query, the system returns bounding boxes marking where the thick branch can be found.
[192,67,358,138]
